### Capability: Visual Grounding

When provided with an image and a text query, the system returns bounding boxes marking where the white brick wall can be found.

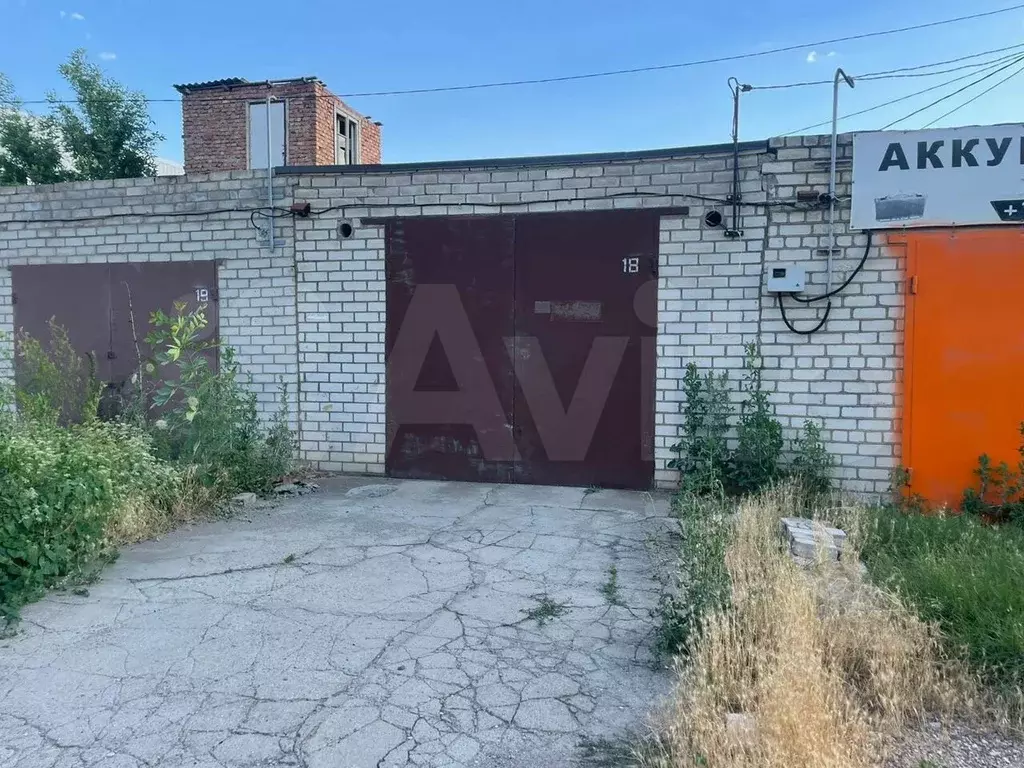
[292,215,387,474]
[0,172,300,422]
[760,136,901,495]
[0,136,903,495]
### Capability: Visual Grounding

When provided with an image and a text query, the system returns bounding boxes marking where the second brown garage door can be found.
[386,210,660,490]
[12,261,219,390]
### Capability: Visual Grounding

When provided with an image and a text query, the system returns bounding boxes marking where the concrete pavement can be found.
[0,478,675,767]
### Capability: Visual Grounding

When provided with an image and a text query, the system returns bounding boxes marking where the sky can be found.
[1,0,1022,164]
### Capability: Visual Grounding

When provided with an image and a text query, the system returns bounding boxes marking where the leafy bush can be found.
[861,505,1024,691]
[960,424,1024,525]
[14,319,101,425]
[728,343,783,496]
[0,420,178,618]
[668,364,732,498]
[669,346,822,502]
[1,307,296,621]
[146,303,293,494]
[791,419,834,496]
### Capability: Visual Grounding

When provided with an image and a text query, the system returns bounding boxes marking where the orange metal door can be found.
[904,229,1024,506]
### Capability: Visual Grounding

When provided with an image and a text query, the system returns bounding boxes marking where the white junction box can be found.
[766,264,806,293]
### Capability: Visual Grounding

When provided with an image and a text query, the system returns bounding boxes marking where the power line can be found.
[12,3,1024,105]
[782,55,1024,134]
[920,60,1024,127]
[858,42,1024,79]
[336,5,1024,98]
[881,54,1024,128]
[749,45,1024,90]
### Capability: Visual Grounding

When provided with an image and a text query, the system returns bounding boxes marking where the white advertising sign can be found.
[851,125,1024,230]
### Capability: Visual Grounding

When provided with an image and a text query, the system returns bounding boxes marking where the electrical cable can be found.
[778,294,832,335]
[857,42,1024,78]
[13,5,1024,105]
[248,207,297,235]
[881,53,1024,128]
[748,45,1024,90]
[790,232,874,303]
[782,55,1024,134]
[920,59,1024,127]
[327,5,1024,98]
[0,206,276,225]
[776,232,874,336]
[5,188,822,226]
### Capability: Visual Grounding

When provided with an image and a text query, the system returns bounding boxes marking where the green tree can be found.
[0,50,162,185]
[0,76,70,185]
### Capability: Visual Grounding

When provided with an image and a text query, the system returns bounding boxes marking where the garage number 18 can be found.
[622,257,639,274]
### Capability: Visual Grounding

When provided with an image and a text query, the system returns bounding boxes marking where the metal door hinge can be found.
[909,275,919,295]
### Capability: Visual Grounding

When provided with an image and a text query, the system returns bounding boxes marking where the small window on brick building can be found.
[248,100,286,169]
[336,113,359,164]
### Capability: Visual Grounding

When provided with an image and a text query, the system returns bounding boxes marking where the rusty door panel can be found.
[385,216,517,483]
[511,210,659,489]
[11,264,113,382]
[109,262,219,385]
[11,262,219,421]
[384,210,660,490]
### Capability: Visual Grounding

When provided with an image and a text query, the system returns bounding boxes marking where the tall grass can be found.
[860,506,1024,702]
[644,488,975,768]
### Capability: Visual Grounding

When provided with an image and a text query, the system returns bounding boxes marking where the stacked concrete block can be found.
[780,516,848,562]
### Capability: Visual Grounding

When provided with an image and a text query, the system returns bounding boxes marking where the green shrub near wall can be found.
[0,305,295,621]
[668,343,834,502]
[0,421,178,616]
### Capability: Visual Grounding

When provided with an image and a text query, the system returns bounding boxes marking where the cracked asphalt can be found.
[0,478,675,768]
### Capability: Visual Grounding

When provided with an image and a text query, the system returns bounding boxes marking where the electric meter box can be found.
[766,264,806,293]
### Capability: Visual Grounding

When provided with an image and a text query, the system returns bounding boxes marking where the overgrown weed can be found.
[643,487,981,768]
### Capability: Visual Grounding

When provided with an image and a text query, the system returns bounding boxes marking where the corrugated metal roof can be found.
[173,76,321,94]
[173,78,248,94]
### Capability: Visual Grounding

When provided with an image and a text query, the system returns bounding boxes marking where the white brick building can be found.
[0,134,902,495]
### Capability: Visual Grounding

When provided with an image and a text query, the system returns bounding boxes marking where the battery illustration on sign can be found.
[852,126,1024,230]
[990,200,1024,222]
[874,193,927,223]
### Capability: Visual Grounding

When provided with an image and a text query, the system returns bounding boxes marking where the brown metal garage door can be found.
[11,261,218,395]
[385,210,660,489]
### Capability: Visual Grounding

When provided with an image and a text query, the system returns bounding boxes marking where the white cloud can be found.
[59,10,66,18]
[70,11,84,20]
[806,51,818,63]
[827,51,837,57]
[99,51,116,61]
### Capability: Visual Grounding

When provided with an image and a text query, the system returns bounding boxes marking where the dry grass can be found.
[105,465,220,546]
[643,487,978,768]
